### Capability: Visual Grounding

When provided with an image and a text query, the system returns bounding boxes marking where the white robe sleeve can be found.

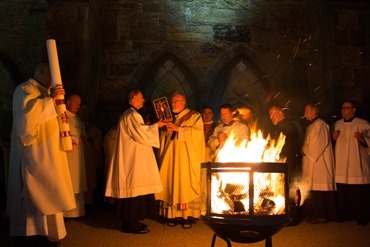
[302,120,330,162]
[123,109,160,148]
[13,82,57,146]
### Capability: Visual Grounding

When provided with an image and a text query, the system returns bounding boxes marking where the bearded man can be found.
[156,93,205,229]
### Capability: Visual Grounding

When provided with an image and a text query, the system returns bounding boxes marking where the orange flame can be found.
[208,129,287,215]
[217,130,286,163]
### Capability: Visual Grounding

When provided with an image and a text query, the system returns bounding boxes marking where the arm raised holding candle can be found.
[6,63,76,244]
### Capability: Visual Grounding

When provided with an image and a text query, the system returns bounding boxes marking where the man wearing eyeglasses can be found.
[332,100,370,225]
[156,93,205,229]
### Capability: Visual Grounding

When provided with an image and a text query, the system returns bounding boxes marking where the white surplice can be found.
[7,78,75,238]
[301,118,336,191]
[105,107,162,198]
[333,117,370,184]
[64,110,88,217]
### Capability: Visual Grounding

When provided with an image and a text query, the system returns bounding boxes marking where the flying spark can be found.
[283,29,291,38]
[272,92,281,100]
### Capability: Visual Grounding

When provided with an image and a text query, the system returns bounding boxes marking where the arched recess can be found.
[210,56,268,119]
[0,53,22,191]
[129,44,204,111]
[142,55,197,108]
[0,53,22,143]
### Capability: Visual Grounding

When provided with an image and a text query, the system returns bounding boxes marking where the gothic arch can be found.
[142,55,197,109]
[129,43,204,110]
[0,52,22,142]
[208,54,270,120]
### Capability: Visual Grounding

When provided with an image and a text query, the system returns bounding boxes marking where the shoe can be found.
[356,219,368,226]
[33,236,60,246]
[14,236,34,247]
[181,221,192,229]
[122,221,150,234]
[138,222,147,229]
[166,219,180,227]
[306,218,328,224]
[121,226,150,234]
[181,217,196,229]
[336,215,352,223]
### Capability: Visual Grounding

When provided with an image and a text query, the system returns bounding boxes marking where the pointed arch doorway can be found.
[210,57,269,125]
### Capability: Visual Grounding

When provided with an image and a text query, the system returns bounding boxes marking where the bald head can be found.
[33,63,52,89]
[269,106,285,125]
[66,94,82,114]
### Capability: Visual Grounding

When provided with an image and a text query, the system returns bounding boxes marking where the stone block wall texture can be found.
[97,0,370,131]
[0,0,369,134]
[0,1,48,81]
[99,1,308,115]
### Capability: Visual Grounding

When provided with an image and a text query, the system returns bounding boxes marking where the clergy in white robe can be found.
[83,120,103,205]
[201,106,217,162]
[156,93,205,225]
[103,124,118,205]
[332,101,370,225]
[64,94,88,218]
[301,104,336,223]
[7,63,76,243]
[208,103,250,161]
[105,90,165,234]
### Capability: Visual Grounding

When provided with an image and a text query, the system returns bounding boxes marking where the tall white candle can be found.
[46,39,73,151]
[46,39,63,88]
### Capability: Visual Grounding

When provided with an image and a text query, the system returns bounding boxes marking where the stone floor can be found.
[1,203,370,247]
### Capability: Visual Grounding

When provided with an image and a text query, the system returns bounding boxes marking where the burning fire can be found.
[216,130,286,163]
[210,171,286,216]
[209,129,287,216]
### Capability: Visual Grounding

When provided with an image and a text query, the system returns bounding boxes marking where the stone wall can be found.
[330,1,370,120]
[0,0,48,79]
[0,0,369,135]
[96,0,370,132]
[0,0,48,141]
[98,0,311,131]
[46,0,103,113]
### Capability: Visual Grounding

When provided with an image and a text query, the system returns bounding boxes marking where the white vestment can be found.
[333,117,370,184]
[156,109,205,219]
[103,127,118,177]
[105,107,162,198]
[7,79,75,239]
[84,122,103,204]
[208,121,250,161]
[64,110,88,217]
[301,118,336,192]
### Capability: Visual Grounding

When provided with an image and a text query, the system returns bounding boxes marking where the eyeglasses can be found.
[171,100,184,104]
